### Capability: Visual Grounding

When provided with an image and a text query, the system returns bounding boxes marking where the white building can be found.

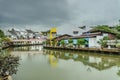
[7,28,41,40]
[82,30,116,48]
[68,30,116,48]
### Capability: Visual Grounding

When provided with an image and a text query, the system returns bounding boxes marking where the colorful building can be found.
[56,29,117,48]
[41,27,57,40]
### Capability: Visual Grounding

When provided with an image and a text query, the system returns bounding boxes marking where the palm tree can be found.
[97,36,109,48]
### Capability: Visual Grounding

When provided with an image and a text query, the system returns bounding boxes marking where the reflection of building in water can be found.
[10,46,43,63]
[89,56,102,64]
[44,49,120,71]
[48,54,58,67]
[31,46,43,51]
[10,50,43,57]
[13,45,43,51]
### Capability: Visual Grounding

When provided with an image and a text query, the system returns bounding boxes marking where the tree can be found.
[60,40,65,47]
[92,25,120,39]
[0,55,19,79]
[45,40,50,46]
[52,40,57,47]
[77,39,86,48]
[0,29,5,38]
[1,37,11,42]
[68,39,73,43]
[91,25,114,33]
[116,25,120,32]
[97,36,109,48]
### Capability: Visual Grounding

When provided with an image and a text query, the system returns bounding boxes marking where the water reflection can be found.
[6,46,120,80]
[43,49,120,73]
[13,45,43,51]
[48,53,59,67]
[0,50,20,80]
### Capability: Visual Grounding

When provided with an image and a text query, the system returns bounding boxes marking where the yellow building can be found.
[41,27,57,39]
[41,27,57,46]
[49,27,57,39]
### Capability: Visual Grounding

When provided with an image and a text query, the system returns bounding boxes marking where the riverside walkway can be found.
[44,46,120,54]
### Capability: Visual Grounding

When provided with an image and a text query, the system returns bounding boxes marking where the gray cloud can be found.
[67,0,120,25]
[0,0,120,34]
[0,0,69,25]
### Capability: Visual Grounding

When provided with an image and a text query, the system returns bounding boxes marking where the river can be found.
[1,45,120,80]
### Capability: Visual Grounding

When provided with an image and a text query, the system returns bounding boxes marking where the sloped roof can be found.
[86,28,116,35]
[62,32,102,39]
[26,29,34,33]
[81,32,102,36]
[8,28,18,36]
[69,35,96,39]
[52,34,72,41]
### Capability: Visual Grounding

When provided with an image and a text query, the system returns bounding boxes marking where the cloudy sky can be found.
[0,0,120,35]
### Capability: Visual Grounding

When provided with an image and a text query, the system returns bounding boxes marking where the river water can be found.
[1,45,120,80]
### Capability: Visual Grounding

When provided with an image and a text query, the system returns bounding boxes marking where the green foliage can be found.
[77,39,86,46]
[103,36,109,40]
[98,39,107,47]
[0,29,11,45]
[0,29,5,38]
[1,37,11,42]
[114,25,120,39]
[97,36,109,47]
[52,40,56,46]
[46,40,50,45]
[116,33,120,39]
[116,43,120,49]
[0,55,20,78]
[60,40,65,47]
[92,25,120,39]
[92,25,112,32]
[116,25,120,31]
[68,39,73,43]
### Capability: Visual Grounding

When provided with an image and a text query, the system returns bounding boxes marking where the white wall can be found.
[96,36,103,47]
[89,37,97,48]
[88,33,109,48]
[103,33,108,37]
[89,37,101,48]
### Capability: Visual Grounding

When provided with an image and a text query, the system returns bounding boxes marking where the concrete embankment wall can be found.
[43,46,120,54]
